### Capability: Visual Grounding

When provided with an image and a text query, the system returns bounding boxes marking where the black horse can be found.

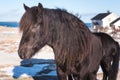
[18,3,103,80]
[94,32,119,80]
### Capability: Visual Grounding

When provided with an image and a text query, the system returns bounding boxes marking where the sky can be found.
[0,0,120,23]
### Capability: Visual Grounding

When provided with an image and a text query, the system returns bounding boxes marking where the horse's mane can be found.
[19,6,88,32]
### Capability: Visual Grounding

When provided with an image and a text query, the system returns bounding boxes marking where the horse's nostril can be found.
[18,53,23,59]
[18,54,22,59]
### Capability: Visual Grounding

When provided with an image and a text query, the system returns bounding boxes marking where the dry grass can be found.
[0,26,22,53]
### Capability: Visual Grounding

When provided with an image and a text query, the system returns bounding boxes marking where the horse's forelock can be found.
[19,7,38,32]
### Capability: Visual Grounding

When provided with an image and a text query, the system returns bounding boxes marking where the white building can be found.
[91,12,120,30]
[110,18,120,30]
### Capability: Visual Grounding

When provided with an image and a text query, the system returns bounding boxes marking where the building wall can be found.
[102,13,119,28]
[113,20,120,29]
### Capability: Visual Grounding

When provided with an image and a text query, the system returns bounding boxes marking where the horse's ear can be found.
[38,3,43,13]
[23,4,30,11]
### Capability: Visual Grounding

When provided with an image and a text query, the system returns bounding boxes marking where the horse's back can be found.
[93,32,117,55]
[93,32,115,44]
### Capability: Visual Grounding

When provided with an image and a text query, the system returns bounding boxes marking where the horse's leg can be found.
[56,66,68,80]
[89,73,97,80]
[88,65,99,80]
[71,74,80,80]
[100,60,110,80]
[88,60,100,80]
[80,72,97,80]
[108,45,119,80]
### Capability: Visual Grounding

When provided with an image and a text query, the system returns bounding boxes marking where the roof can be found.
[91,13,111,20]
[110,17,120,25]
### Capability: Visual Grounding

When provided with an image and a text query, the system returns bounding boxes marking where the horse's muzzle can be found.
[18,49,30,59]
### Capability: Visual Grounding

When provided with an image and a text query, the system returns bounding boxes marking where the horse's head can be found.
[18,3,47,59]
